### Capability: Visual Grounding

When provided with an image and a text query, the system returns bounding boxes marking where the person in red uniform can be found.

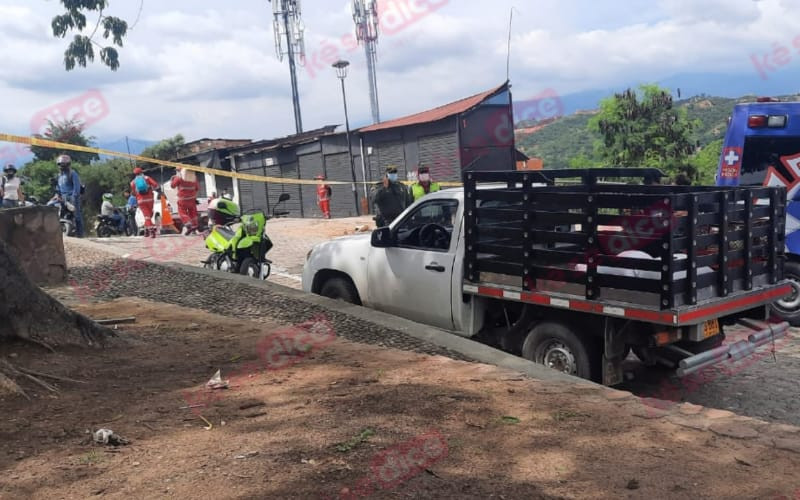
[170,167,200,234]
[315,175,332,219]
[130,167,160,238]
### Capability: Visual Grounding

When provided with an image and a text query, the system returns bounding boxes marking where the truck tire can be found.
[521,321,600,381]
[771,260,800,326]
[320,277,360,305]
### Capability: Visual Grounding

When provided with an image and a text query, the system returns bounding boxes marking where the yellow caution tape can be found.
[0,133,463,187]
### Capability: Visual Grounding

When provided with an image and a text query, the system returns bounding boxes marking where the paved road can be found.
[75,217,800,427]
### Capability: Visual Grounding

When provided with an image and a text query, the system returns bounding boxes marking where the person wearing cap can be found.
[315,174,332,219]
[130,166,160,238]
[371,166,412,227]
[170,167,200,235]
[1,164,24,208]
[56,154,84,236]
[410,165,440,202]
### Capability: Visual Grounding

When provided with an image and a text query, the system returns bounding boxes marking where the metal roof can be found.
[358,82,509,133]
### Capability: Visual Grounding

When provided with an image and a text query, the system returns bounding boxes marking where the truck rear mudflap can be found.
[673,320,789,377]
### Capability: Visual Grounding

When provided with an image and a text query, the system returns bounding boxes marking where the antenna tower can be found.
[271,0,305,134]
[352,0,380,124]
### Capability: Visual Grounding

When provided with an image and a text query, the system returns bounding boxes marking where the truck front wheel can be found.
[320,277,360,305]
[522,321,600,381]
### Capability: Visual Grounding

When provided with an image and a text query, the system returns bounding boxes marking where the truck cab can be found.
[716,97,800,323]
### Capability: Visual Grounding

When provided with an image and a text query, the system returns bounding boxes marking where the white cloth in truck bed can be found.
[573,250,714,280]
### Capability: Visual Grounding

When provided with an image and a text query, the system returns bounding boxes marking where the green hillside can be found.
[515,94,798,170]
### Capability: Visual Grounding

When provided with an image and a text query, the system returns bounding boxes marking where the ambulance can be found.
[716,97,800,324]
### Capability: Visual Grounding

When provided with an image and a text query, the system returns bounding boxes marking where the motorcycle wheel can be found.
[239,257,260,278]
[97,225,113,238]
[261,261,271,280]
[61,221,73,237]
[218,255,234,273]
[203,253,218,270]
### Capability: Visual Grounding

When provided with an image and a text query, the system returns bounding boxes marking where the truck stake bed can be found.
[463,169,788,317]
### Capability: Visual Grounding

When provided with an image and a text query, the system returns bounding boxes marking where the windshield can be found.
[738,136,800,186]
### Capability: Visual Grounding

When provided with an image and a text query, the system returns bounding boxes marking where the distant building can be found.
[175,82,517,218]
[358,81,516,184]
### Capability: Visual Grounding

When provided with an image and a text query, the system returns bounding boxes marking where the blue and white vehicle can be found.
[716,97,800,323]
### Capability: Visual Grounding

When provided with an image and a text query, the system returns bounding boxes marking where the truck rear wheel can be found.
[771,260,800,326]
[521,321,600,381]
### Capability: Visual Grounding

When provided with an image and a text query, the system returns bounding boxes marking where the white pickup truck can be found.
[302,169,792,385]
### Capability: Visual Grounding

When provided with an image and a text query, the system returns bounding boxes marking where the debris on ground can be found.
[206,369,229,390]
[93,428,130,446]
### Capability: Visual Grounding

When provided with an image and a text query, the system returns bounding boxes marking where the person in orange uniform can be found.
[131,167,160,238]
[170,167,200,234]
[316,174,332,219]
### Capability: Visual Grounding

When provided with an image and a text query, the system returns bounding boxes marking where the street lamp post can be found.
[332,59,360,216]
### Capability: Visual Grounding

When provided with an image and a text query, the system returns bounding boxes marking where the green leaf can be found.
[499,416,520,425]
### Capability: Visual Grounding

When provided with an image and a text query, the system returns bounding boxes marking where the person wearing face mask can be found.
[371,166,413,227]
[1,164,24,208]
[56,154,84,237]
[410,165,440,201]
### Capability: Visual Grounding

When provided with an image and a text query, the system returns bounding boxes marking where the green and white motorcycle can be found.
[202,193,290,279]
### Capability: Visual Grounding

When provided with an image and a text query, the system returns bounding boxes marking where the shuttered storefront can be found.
[298,153,324,218]
[237,165,269,214]
[324,152,362,218]
[278,162,303,217]
[418,132,459,183]
[375,141,406,179]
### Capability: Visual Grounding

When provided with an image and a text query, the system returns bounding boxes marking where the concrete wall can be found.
[0,206,67,286]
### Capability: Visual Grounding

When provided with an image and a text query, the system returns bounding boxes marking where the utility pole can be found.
[352,0,381,124]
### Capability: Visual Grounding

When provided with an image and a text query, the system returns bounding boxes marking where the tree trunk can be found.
[0,237,114,396]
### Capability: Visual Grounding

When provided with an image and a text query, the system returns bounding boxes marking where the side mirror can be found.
[278,193,291,202]
[371,226,394,248]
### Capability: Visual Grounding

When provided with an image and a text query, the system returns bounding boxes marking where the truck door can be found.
[367,199,459,330]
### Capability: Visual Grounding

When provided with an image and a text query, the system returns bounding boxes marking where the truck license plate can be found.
[703,319,720,338]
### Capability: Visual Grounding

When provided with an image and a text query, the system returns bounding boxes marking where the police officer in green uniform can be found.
[372,166,413,227]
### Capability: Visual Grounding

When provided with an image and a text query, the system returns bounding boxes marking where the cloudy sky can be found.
[0,0,798,150]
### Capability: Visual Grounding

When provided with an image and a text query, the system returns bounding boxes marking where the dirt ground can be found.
[1,299,799,500]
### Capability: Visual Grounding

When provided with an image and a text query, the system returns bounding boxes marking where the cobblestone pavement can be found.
[67,218,800,428]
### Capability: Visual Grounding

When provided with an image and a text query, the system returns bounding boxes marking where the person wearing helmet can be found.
[100,193,126,232]
[170,167,200,235]
[130,166,160,238]
[315,174,332,219]
[56,154,84,236]
[1,164,24,208]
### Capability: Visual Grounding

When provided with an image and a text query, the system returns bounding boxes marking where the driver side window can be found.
[394,199,459,251]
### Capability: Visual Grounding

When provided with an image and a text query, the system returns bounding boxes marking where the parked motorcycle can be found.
[95,208,132,237]
[48,194,77,237]
[202,193,290,279]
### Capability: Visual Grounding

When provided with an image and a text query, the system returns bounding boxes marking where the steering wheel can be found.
[419,223,449,249]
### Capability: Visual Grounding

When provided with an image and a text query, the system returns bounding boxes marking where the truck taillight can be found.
[749,115,788,128]
[748,115,767,128]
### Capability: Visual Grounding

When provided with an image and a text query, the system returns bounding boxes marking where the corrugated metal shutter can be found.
[299,153,324,218]
[376,141,405,178]
[265,163,283,216]
[237,165,268,214]
[324,152,361,218]
[418,132,459,183]
[279,162,303,217]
